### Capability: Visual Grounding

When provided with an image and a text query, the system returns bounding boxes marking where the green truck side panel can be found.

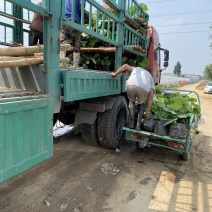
[63,70,125,101]
[0,97,53,183]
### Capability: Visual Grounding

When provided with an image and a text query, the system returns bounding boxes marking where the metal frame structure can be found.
[0,0,150,182]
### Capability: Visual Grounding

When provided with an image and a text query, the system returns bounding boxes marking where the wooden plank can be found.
[0,56,70,68]
[0,44,72,57]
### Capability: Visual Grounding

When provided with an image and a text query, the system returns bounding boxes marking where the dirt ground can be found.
[0,82,211,212]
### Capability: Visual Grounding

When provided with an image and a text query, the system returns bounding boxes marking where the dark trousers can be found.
[29,29,43,46]
[60,25,81,53]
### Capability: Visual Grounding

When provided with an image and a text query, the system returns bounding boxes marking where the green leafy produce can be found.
[67,4,149,70]
[140,3,148,12]
[155,84,163,92]
[101,56,111,66]
[139,58,149,68]
[149,90,201,125]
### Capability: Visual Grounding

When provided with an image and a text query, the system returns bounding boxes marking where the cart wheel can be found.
[182,152,190,161]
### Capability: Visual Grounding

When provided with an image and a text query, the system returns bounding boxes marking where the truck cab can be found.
[147,26,169,84]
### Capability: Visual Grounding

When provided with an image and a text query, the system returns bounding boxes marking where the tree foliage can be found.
[173,61,182,76]
[204,64,212,81]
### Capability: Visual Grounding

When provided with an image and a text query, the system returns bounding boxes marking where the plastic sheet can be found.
[169,123,189,139]
[154,120,169,136]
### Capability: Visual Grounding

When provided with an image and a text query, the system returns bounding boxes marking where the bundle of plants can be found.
[76,30,150,70]
[146,86,201,138]
[168,123,189,139]
[142,118,155,132]
[154,120,169,136]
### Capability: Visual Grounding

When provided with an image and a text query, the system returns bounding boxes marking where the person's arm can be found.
[37,2,43,20]
[111,64,133,77]
[145,88,154,119]
[79,0,86,11]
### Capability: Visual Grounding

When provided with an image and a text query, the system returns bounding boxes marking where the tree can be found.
[204,64,212,81]
[173,61,182,76]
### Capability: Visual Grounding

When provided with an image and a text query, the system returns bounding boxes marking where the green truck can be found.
[0,0,169,183]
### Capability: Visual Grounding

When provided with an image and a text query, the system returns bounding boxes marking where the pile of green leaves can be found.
[76,33,148,69]
[66,4,149,70]
[149,87,201,126]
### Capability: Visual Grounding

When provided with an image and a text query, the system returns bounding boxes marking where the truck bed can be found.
[0,89,45,99]
[0,65,44,94]
[62,69,127,102]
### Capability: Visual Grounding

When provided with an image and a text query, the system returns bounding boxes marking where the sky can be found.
[1,0,212,76]
[143,0,212,75]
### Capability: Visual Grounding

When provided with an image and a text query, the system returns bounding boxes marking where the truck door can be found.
[0,95,53,183]
[147,26,161,84]
[0,0,55,183]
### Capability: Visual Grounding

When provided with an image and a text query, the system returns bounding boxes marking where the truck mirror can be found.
[164,61,168,67]
[164,50,169,61]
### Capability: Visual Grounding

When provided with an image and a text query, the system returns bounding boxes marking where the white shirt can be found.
[126,67,155,92]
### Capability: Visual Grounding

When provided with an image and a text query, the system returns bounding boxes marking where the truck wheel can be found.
[98,96,127,149]
[81,119,100,146]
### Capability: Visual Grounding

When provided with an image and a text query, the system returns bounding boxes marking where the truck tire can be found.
[98,96,127,149]
[81,119,100,146]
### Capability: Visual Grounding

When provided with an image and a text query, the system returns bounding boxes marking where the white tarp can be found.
[160,73,190,86]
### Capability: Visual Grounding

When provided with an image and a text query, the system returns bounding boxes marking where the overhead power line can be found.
[155,21,212,27]
[151,9,212,17]
[144,0,180,4]
[159,30,212,34]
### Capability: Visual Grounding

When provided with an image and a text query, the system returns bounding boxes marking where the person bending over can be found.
[111,64,155,130]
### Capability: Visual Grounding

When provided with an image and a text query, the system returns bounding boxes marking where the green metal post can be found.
[115,0,125,71]
[43,0,62,113]
[12,4,23,44]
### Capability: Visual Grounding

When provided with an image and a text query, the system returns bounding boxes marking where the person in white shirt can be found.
[111,64,155,130]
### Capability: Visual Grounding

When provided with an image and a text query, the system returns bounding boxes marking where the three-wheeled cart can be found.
[123,88,201,160]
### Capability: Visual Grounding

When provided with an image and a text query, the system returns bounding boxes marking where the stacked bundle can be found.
[0,44,71,68]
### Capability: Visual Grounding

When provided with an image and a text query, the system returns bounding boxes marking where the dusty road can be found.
[0,83,211,212]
